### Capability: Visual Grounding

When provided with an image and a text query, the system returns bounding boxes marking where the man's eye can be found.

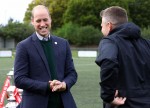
[36,20,41,23]
[43,19,48,22]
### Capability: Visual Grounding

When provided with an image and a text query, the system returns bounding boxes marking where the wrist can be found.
[62,82,66,90]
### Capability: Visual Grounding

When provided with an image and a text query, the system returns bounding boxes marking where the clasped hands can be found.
[49,80,66,92]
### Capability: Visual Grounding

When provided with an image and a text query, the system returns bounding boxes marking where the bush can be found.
[54,23,102,46]
[141,27,150,39]
[76,25,102,46]
[54,22,79,44]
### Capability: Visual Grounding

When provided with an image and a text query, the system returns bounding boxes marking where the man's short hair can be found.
[31,5,50,19]
[100,6,128,26]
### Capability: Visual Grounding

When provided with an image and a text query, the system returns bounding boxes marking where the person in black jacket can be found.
[95,6,150,108]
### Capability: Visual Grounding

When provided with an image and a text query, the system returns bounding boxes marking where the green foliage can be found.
[1,0,150,46]
[54,22,102,46]
[23,0,150,31]
[49,0,70,29]
[54,22,79,44]
[0,19,34,42]
[76,26,101,46]
[0,25,5,38]
[23,4,33,24]
[63,0,103,29]
[63,0,134,29]
[141,27,150,39]
[129,0,150,28]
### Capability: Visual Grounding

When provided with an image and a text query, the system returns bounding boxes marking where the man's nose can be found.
[40,20,45,26]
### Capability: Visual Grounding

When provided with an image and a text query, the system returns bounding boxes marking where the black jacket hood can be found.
[109,22,141,39]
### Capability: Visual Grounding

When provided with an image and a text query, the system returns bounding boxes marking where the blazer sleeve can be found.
[63,41,78,90]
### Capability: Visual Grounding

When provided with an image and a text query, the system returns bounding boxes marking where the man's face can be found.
[31,8,51,37]
[101,17,111,37]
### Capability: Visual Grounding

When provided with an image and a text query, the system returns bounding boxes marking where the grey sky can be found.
[0,0,32,25]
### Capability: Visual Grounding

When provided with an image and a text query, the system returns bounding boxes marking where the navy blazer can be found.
[14,33,77,108]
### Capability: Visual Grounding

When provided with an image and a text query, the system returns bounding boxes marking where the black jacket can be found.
[96,22,150,108]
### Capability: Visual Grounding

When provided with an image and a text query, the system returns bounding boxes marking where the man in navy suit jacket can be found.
[14,5,77,108]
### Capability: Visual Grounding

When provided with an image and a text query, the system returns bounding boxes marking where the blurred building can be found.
[0,37,15,49]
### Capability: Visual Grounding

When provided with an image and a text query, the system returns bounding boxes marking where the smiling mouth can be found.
[39,27,48,30]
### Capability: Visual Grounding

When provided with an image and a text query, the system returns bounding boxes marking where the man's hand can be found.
[111,90,126,106]
[49,80,66,92]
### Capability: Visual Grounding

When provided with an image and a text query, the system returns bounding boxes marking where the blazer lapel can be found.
[31,33,51,77]
[51,36,59,77]
[51,36,59,57]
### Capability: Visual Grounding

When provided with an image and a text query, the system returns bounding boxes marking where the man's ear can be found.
[108,22,113,31]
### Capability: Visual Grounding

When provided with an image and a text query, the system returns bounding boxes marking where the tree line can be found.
[0,0,150,46]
